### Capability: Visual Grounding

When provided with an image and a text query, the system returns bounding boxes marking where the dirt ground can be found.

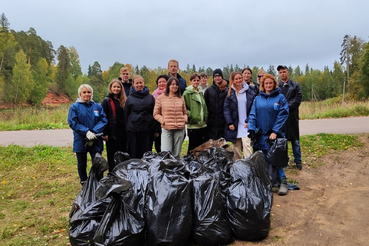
[229,134,369,246]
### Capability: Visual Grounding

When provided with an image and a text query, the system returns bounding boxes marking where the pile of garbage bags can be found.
[69,148,273,246]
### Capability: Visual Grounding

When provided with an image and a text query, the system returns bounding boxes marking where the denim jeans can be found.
[76,151,99,182]
[291,140,302,164]
[161,128,185,158]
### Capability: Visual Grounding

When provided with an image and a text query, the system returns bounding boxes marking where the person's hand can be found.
[86,131,96,140]
[229,124,235,131]
[154,132,159,138]
[244,123,248,128]
[102,135,108,142]
[269,132,277,140]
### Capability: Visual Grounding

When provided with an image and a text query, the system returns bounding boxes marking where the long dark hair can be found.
[165,77,181,97]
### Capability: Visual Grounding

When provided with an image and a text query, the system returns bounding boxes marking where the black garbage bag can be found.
[266,138,289,168]
[145,158,192,246]
[182,147,234,245]
[142,150,177,175]
[114,151,131,164]
[191,166,233,246]
[93,158,148,245]
[226,151,273,241]
[69,153,110,246]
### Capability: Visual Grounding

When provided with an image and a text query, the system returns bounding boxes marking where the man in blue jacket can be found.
[278,65,303,170]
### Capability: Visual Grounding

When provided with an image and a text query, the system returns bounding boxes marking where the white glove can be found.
[86,131,96,140]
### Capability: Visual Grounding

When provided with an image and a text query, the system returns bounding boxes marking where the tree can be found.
[267,65,276,77]
[29,58,49,105]
[55,45,71,94]
[0,13,17,76]
[0,13,10,30]
[6,49,34,103]
[89,61,104,101]
[69,46,82,80]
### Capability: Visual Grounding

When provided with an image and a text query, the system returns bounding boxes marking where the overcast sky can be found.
[2,0,368,73]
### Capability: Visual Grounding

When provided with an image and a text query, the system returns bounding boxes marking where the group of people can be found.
[68,60,302,196]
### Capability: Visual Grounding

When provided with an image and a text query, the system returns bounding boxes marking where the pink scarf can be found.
[153,88,165,99]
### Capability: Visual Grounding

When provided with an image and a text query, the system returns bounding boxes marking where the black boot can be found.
[278,177,288,196]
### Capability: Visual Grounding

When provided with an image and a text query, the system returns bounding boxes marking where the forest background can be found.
[1,13,369,106]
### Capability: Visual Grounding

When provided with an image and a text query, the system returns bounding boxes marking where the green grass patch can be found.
[0,104,71,131]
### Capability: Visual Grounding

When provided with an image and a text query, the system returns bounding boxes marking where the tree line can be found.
[1,13,368,105]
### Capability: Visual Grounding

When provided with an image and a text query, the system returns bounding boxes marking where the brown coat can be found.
[154,94,187,130]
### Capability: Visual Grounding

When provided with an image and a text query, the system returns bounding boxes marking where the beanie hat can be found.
[213,68,223,79]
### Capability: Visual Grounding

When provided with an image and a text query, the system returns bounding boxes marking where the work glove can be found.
[248,130,256,142]
[86,131,96,140]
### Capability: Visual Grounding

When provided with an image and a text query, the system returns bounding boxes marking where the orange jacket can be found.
[154,94,187,130]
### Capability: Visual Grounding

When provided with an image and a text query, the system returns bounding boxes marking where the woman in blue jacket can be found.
[248,74,289,195]
[68,84,108,185]
[224,71,256,161]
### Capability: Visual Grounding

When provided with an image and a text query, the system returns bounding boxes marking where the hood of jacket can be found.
[129,86,149,97]
[185,85,200,94]
[75,98,94,104]
[231,81,249,94]
[259,87,281,98]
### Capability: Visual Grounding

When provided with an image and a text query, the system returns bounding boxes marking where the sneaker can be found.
[296,163,302,170]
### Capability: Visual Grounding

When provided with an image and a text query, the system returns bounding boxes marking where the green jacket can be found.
[183,85,208,129]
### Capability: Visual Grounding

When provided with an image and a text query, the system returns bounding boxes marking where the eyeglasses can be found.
[257,75,264,78]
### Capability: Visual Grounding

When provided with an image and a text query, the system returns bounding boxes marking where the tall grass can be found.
[300,100,369,119]
[0,104,71,131]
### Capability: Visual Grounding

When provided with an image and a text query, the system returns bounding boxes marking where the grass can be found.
[299,100,369,119]
[0,133,365,245]
[0,100,369,131]
[0,104,70,131]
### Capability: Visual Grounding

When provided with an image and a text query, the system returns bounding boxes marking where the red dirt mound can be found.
[41,92,70,106]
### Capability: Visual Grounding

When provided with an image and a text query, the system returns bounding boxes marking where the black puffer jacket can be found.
[204,82,228,140]
[101,94,125,140]
[118,77,133,97]
[124,87,155,133]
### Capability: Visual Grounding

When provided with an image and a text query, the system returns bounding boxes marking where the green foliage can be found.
[29,58,50,105]
[105,61,124,84]
[55,45,71,94]
[6,49,35,103]
[69,46,82,80]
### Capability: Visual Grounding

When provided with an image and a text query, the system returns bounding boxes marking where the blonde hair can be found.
[78,84,93,100]
[120,66,129,74]
[132,75,144,82]
[108,79,126,108]
[168,59,179,67]
[260,74,278,92]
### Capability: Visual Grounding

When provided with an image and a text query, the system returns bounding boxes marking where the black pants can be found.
[127,131,153,158]
[187,128,206,154]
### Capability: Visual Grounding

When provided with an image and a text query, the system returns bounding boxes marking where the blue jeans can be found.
[291,140,302,164]
[76,151,98,182]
